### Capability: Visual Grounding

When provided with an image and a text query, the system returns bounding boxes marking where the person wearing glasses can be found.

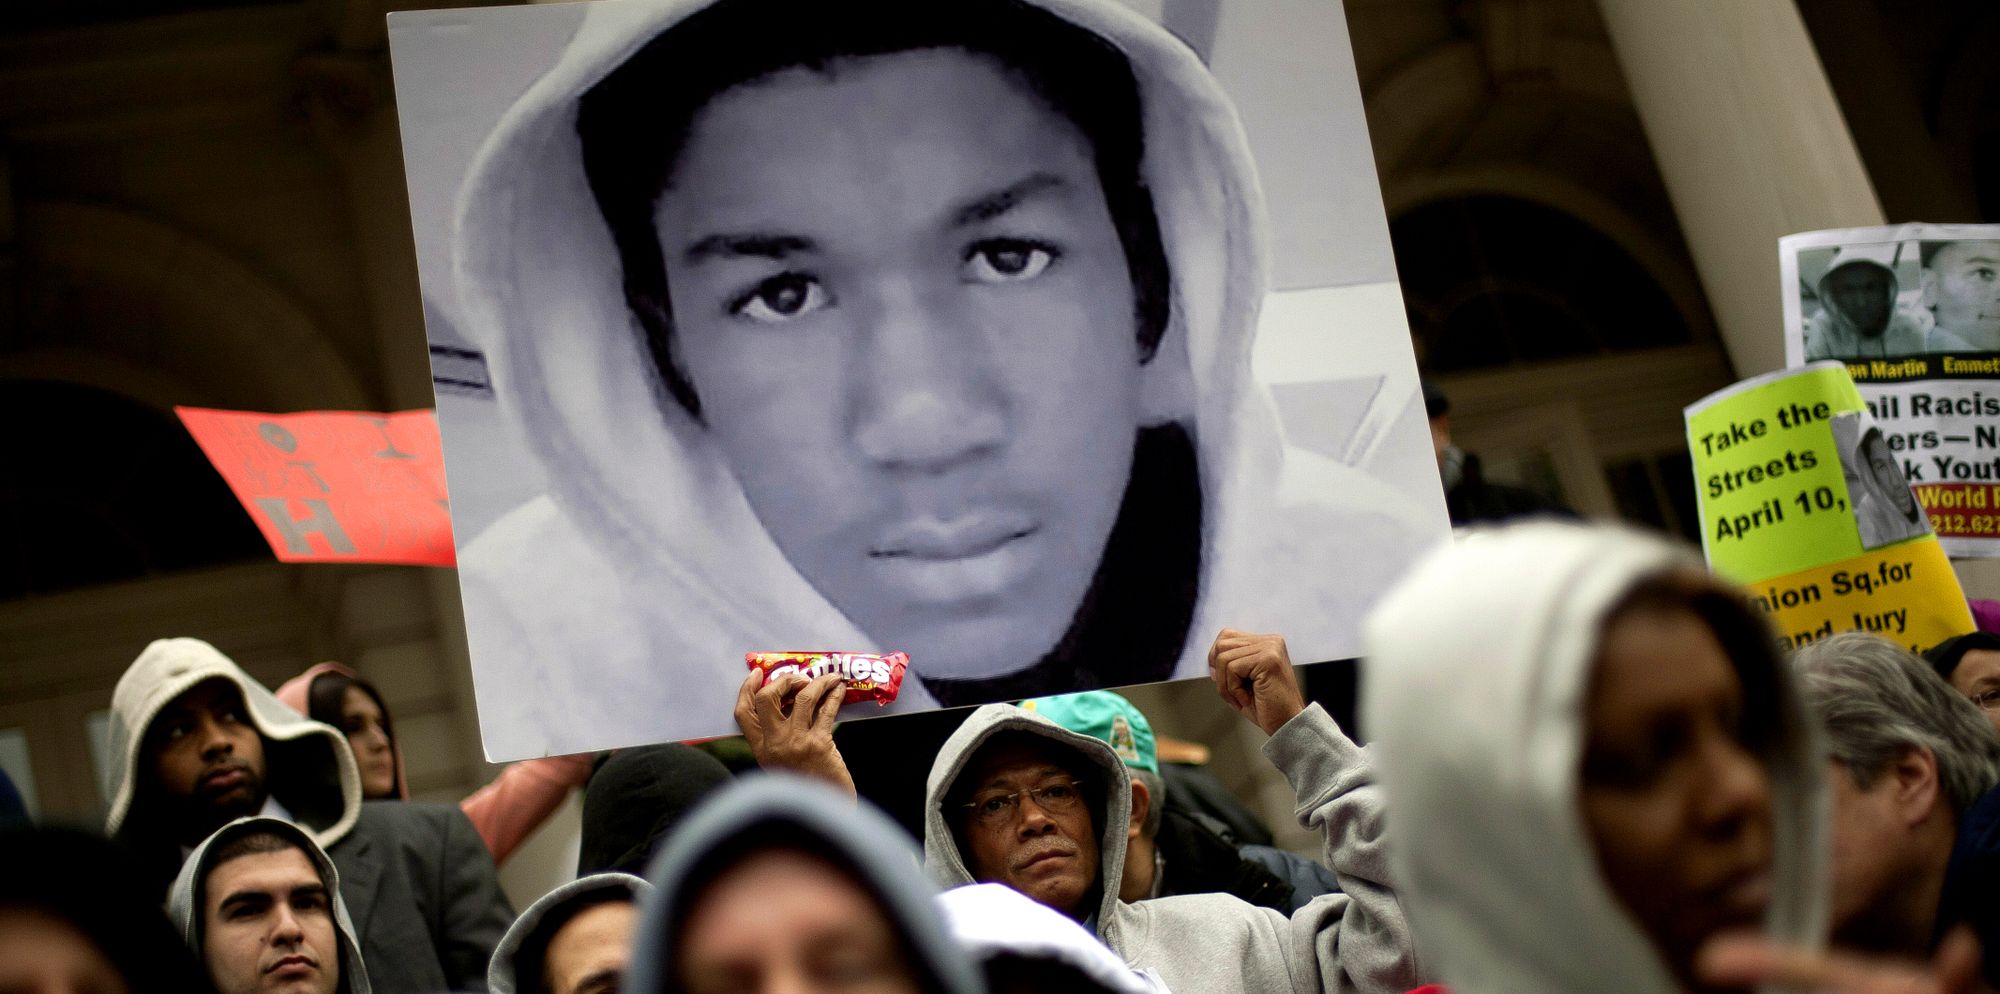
[901,630,1418,994]
[1926,632,2000,738]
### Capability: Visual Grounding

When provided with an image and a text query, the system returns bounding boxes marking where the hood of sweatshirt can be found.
[106,638,361,853]
[439,0,1437,756]
[275,662,410,801]
[167,816,372,994]
[625,774,983,994]
[489,872,653,994]
[923,703,1132,930]
[1360,523,1829,994]
[937,883,1165,994]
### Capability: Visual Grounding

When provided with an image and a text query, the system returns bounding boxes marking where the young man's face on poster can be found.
[1924,240,2000,344]
[653,49,1147,680]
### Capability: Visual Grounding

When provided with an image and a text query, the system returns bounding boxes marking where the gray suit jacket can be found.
[330,800,514,994]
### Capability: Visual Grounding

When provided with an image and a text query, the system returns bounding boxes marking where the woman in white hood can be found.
[1362,523,1830,994]
[451,0,1427,750]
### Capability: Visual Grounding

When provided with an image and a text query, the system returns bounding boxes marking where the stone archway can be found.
[5,201,372,413]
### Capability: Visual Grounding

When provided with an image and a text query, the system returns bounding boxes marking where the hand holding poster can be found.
[1686,363,1971,652]
[176,408,455,567]
[1781,223,2000,556]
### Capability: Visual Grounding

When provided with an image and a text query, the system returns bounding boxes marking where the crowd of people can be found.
[7,520,2000,994]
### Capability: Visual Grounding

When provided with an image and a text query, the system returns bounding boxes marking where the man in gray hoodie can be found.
[918,630,1420,994]
[169,817,372,994]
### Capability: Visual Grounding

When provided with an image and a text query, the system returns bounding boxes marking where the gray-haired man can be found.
[1793,632,2000,986]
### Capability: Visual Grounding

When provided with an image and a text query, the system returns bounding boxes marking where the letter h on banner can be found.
[253,497,359,555]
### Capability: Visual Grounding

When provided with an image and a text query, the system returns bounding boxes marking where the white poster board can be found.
[389,0,1449,756]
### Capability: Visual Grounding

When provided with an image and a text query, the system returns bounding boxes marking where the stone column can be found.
[1593,0,1883,377]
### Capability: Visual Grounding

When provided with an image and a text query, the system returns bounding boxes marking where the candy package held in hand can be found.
[746,651,909,706]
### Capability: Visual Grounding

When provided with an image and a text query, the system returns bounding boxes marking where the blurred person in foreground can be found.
[1925,632,2000,738]
[1364,521,1993,994]
[1794,632,2000,988]
[738,627,1423,994]
[622,775,982,994]
[104,637,512,992]
[1021,689,1338,911]
[490,873,651,994]
[0,822,214,994]
[277,662,593,864]
[168,817,370,994]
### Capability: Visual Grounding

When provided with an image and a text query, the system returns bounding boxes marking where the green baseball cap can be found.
[1022,691,1157,774]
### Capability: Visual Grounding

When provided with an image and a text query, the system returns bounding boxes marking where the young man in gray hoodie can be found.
[169,817,372,994]
[739,628,1423,994]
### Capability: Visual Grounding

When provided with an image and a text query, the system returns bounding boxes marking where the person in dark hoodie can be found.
[576,744,735,876]
[0,823,215,994]
[104,637,513,993]
[623,775,982,994]
[168,817,371,994]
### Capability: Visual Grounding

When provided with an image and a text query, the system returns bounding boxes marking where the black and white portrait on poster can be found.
[389,0,1451,757]
[1780,223,2000,559]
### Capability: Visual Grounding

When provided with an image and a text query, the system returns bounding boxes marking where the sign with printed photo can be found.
[1686,363,1972,653]
[389,0,1449,755]
[1780,223,2000,557]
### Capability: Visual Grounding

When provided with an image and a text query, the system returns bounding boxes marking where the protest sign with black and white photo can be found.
[1781,223,2000,559]
[390,0,1449,756]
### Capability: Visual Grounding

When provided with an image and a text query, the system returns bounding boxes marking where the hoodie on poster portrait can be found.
[923,703,1422,994]
[445,0,1439,756]
[168,817,374,994]
[1361,523,1830,994]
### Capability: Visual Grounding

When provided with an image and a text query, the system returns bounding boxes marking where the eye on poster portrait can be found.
[387,0,1450,757]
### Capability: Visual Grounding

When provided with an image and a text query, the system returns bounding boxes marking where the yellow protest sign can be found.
[1686,362,1972,652]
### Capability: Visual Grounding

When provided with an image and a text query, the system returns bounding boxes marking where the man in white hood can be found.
[104,637,513,993]
[446,0,1431,752]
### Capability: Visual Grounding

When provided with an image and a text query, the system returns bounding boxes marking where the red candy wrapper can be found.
[746,651,909,706]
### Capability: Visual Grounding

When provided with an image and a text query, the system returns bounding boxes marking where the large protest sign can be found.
[177,408,455,567]
[389,0,1449,755]
[1686,364,1971,653]
[1780,223,2000,557]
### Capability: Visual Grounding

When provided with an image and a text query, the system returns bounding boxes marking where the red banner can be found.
[176,408,455,566]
